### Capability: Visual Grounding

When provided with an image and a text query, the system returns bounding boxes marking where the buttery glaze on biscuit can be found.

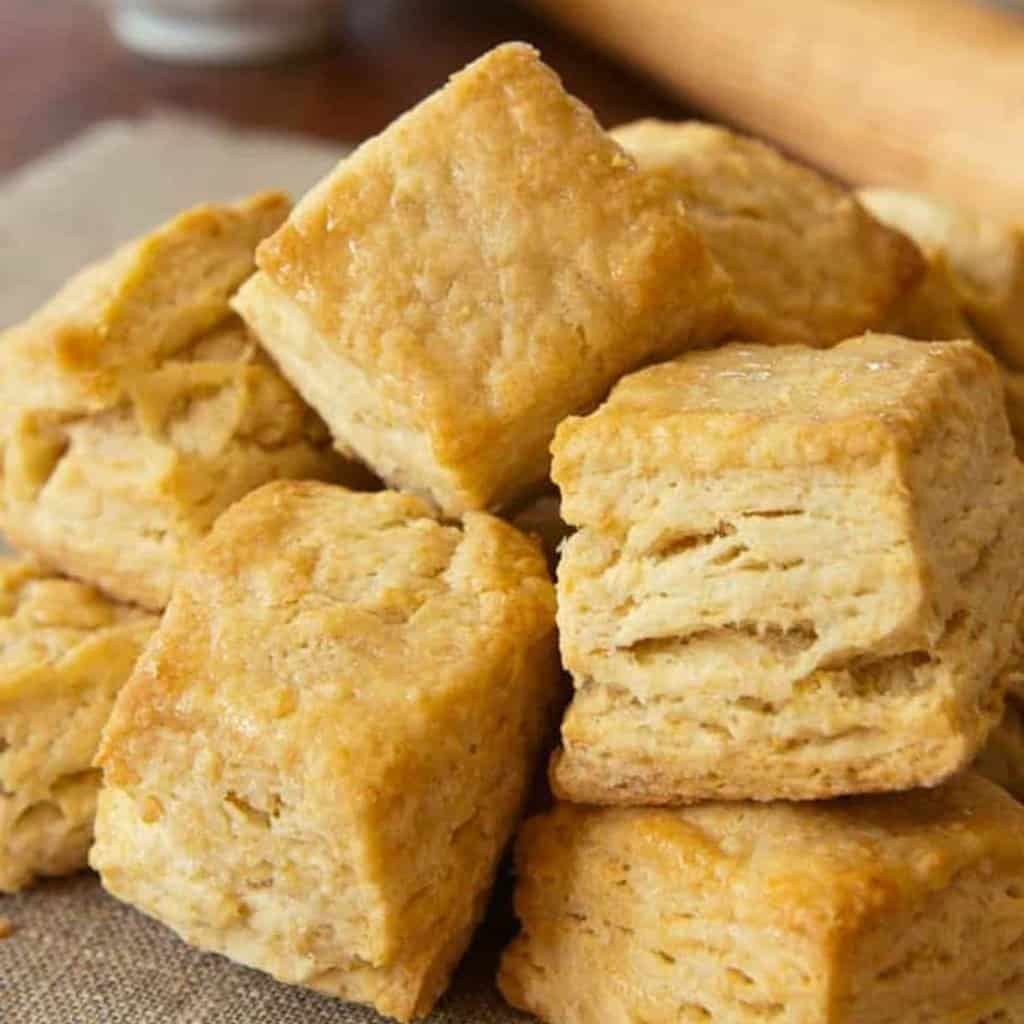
[236,44,732,517]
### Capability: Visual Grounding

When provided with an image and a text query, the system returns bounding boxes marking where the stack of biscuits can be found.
[3,41,1024,1024]
[0,192,358,892]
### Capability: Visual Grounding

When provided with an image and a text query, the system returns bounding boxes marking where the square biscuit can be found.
[0,557,156,892]
[551,336,1024,803]
[90,481,560,1022]
[235,44,731,516]
[500,773,1024,1024]
[611,120,922,348]
[0,197,357,610]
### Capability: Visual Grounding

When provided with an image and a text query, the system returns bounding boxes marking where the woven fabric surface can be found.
[0,873,528,1023]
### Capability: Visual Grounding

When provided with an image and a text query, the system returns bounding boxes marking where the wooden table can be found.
[1,0,693,177]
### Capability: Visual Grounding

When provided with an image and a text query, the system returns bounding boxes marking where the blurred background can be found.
[3,0,690,178]
[1,0,1021,310]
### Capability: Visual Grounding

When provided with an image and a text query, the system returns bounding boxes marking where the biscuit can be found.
[0,196,354,610]
[859,187,1024,369]
[500,773,1024,1024]
[551,336,1024,804]
[235,45,731,516]
[0,557,156,892]
[612,120,922,347]
[90,481,560,1022]
[975,698,1024,801]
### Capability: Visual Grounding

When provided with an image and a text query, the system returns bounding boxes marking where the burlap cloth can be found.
[0,873,526,1023]
[0,116,531,1024]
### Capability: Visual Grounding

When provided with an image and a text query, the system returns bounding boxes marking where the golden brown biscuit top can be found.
[98,481,556,790]
[613,120,846,238]
[526,773,1024,934]
[0,557,153,686]
[255,44,727,459]
[612,120,922,347]
[0,192,289,422]
[552,335,998,477]
[593,335,986,420]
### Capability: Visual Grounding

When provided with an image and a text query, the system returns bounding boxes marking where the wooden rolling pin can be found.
[530,0,1024,224]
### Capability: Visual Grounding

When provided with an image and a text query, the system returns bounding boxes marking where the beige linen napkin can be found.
[1,874,525,1023]
[0,115,530,1024]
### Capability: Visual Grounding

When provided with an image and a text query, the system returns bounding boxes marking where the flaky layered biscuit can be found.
[0,557,156,893]
[91,481,559,1022]
[500,774,1024,1024]
[235,45,731,517]
[612,120,922,347]
[0,196,353,609]
[552,336,1024,803]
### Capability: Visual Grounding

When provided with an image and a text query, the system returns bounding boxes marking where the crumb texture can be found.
[500,775,1024,1024]
[241,45,731,515]
[91,481,559,1021]
[0,557,156,892]
[551,337,1024,803]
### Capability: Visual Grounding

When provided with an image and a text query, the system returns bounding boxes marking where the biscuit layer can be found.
[238,44,731,516]
[91,481,559,1021]
[0,557,156,892]
[552,337,1024,803]
[501,775,1024,1024]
